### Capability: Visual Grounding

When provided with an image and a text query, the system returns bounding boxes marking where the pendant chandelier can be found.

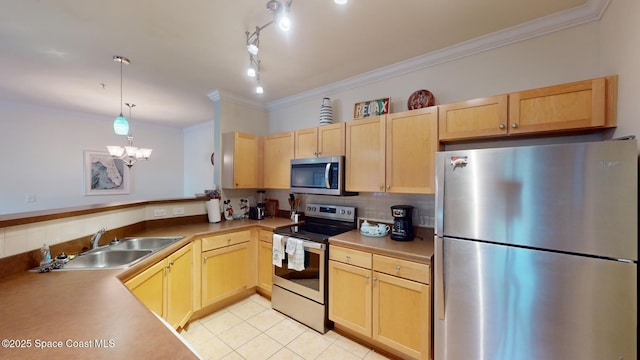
[106,102,153,168]
[112,55,130,135]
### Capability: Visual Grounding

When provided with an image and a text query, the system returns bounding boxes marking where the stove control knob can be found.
[347,210,352,215]
[340,209,346,214]
[307,206,311,211]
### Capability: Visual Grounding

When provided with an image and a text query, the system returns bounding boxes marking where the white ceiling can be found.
[0,0,598,129]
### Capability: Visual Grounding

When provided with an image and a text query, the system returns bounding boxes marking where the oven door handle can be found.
[302,241,324,250]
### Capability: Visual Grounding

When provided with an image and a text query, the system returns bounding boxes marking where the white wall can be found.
[183,121,215,197]
[0,102,185,215]
[220,99,269,135]
[600,0,640,140]
[268,21,602,133]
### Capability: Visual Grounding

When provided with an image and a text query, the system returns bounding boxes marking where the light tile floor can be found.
[179,294,391,360]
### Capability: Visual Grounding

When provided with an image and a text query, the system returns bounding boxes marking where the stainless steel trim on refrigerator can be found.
[434,138,638,360]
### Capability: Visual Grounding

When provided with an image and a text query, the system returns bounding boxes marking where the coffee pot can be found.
[390,205,414,241]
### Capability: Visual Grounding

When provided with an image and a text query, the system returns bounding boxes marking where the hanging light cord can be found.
[120,58,124,116]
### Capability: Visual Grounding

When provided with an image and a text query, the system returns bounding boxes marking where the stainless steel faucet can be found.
[90,228,106,249]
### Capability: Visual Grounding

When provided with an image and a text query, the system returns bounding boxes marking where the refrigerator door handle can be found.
[436,236,445,320]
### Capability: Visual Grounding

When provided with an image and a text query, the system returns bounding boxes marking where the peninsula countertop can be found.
[0,217,290,360]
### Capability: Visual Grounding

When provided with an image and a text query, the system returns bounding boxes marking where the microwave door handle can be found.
[324,163,331,189]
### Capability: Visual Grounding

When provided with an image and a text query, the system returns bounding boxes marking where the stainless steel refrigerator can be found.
[434,138,637,360]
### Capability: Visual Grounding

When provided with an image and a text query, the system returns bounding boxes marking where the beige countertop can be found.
[0,217,290,360]
[329,227,434,264]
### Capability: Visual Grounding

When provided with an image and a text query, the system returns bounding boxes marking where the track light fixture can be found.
[244,0,293,94]
[255,73,264,94]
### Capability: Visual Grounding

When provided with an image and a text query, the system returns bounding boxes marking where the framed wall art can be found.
[83,150,130,195]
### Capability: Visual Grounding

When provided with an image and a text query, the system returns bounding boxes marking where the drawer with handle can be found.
[202,230,251,251]
[329,246,371,269]
[373,254,430,284]
[258,229,272,243]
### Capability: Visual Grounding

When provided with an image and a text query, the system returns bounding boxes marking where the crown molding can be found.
[207,89,267,111]
[267,0,610,111]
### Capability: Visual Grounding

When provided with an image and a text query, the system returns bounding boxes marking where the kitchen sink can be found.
[63,249,153,270]
[38,236,185,271]
[110,236,183,251]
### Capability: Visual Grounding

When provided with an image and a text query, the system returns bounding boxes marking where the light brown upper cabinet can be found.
[262,131,295,189]
[345,116,386,193]
[386,107,439,194]
[438,75,617,142]
[294,123,346,158]
[221,132,259,189]
[508,76,616,134]
[346,107,439,194]
[438,95,509,141]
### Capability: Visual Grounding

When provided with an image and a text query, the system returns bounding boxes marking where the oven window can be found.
[274,250,321,291]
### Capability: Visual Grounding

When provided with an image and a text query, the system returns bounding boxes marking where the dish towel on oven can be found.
[286,238,305,271]
[273,234,286,267]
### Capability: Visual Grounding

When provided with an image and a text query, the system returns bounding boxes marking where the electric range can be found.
[271,203,357,333]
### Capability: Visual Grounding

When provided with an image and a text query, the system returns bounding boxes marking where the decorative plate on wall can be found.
[407,89,435,110]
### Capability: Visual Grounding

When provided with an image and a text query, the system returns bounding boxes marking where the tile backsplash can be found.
[263,189,435,228]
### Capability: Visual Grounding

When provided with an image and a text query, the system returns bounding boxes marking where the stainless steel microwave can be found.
[290,156,356,196]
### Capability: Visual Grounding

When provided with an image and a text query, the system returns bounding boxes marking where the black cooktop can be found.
[273,203,357,243]
[274,223,353,242]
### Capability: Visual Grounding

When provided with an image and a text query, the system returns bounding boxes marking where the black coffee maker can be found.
[390,205,414,241]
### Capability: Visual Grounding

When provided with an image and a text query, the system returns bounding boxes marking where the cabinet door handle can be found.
[499,124,505,129]
[395,265,401,272]
[386,185,391,190]
[373,277,378,283]
[380,185,384,191]
[365,275,370,281]
[227,238,231,244]
[511,123,518,129]
[345,255,351,263]
[203,256,208,264]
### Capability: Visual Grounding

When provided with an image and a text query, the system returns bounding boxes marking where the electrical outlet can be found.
[25,193,36,203]
[153,208,167,217]
[173,207,185,215]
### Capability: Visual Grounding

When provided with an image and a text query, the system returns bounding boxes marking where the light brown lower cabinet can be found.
[125,243,194,329]
[201,240,251,307]
[257,229,273,296]
[329,246,431,360]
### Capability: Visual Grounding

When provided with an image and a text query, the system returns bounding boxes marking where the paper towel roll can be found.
[207,199,221,223]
